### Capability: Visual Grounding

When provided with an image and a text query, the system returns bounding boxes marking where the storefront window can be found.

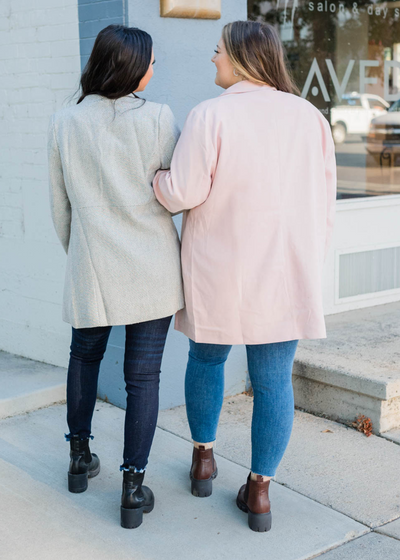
[248,0,400,199]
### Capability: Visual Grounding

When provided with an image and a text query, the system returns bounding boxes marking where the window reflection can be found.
[248,0,400,198]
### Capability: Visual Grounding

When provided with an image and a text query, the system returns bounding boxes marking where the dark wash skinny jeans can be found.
[65,316,172,471]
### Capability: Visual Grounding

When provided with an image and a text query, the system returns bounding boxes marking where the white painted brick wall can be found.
[0,0,250,408]
[0,0,81,365]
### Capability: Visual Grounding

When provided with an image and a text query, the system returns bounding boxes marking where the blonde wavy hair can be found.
[222,21,299,95]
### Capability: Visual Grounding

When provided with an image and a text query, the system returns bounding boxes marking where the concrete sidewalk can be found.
[1,400,399,560]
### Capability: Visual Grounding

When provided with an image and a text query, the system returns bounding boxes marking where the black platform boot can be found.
[120,467,155,529]
[67,435,100,493]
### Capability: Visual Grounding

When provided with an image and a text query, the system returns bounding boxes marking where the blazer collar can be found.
[219,80,277,96]
[81,93,142,105]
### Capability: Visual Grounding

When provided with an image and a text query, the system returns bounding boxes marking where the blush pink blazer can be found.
[153,80,337,345]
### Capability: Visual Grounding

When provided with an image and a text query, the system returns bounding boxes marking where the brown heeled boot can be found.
[237,473,272,532]
[189,445,218,497]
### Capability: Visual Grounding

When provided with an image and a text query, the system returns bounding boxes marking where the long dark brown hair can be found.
[222,21,299,95]
[77,24,153,104]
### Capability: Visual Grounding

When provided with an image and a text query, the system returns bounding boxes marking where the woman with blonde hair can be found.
[153,20,336,532]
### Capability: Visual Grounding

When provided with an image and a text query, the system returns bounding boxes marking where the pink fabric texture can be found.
[153,81,337,345]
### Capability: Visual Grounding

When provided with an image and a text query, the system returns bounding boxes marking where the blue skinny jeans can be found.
[185,339,299,477]
[66,316,172,471]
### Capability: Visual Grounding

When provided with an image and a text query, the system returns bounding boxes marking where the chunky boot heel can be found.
[248,511,272,533]
[67,435,100,494]
[191,477,213,497]
[237,473,272,532]
[68,471,88,493]
[189,446,218,498]
[120,467,154,529]
[121,505,143,529]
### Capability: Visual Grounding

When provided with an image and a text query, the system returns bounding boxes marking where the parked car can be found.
[331,93,389,143]
[366,99,400,164]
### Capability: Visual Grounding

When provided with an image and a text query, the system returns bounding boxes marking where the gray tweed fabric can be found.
[47,93,184,328]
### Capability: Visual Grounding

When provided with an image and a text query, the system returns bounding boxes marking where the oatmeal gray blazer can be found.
[47,93,185,328]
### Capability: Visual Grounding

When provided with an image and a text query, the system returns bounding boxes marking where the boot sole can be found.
[120,501,154,529]
[236,497,272,532]
[190,468,218,498]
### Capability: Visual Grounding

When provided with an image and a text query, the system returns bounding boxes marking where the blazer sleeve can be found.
[322,119,337,261]
[47,115,71,254]
[158,104,181,169]
[153,107,216,213]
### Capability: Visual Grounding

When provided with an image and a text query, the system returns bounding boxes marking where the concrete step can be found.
[381,428,400,444]
[292,301,400,434]
[0,351,66,419]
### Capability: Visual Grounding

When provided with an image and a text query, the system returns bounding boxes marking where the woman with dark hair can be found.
[154,20,336,532]
[47,25,184,529]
